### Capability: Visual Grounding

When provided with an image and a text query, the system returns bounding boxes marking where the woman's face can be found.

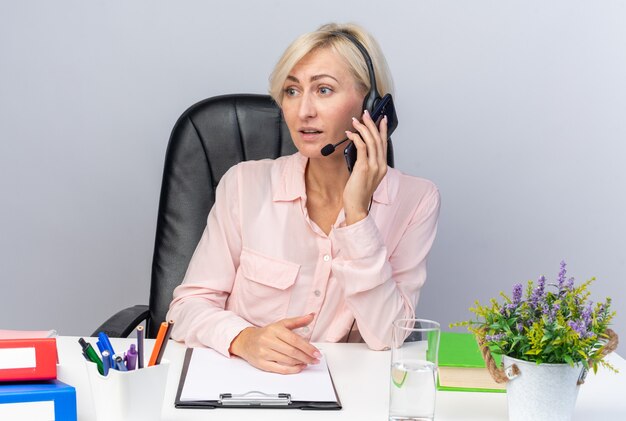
[281,47,364,159]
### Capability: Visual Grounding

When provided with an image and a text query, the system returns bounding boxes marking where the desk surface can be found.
[56,336,626,420]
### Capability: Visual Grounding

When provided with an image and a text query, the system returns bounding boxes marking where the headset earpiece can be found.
[363,91,381,115]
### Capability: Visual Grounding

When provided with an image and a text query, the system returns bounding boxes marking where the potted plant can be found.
[454,261,619,421]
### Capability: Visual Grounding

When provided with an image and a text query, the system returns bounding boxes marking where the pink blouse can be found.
[167,152,440,357]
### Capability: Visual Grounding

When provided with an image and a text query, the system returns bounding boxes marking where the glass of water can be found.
[389,318,440,421]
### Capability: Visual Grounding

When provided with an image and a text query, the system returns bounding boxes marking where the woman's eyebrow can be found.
[285,74,339,83]
[310,74,339,83]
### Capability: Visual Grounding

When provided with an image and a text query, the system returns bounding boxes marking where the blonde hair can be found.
[269,23,394,105]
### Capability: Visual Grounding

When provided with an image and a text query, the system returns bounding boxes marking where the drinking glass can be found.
[389,318,440,421]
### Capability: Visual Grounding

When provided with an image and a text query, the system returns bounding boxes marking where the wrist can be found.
[344,198,371,226]
[229,327,252,357]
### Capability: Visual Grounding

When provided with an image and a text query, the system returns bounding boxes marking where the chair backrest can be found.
[146,93,394,338]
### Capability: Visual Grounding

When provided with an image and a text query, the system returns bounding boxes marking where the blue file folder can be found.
[0,380,77,421]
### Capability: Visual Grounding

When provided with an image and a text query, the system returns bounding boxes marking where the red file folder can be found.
[0,338,57,381]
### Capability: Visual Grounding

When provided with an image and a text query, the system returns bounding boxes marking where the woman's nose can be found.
[298,92,317,120]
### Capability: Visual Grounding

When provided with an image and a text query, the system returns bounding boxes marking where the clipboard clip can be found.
[219,391,292,406]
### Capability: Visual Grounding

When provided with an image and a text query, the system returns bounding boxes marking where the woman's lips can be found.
[299,130,323,141]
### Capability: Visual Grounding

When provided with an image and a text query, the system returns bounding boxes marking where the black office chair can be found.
[93,93,395,338]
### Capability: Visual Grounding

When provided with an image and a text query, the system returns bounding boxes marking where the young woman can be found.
[167,23,440,374]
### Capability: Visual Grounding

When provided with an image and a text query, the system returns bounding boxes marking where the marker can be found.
[136,325,145,369]
[113,354,128,371]
[102,350,110,376]
[125,344,138,370]
[97,332,115,369]
[148,321,169,367]
[154,320,174,366]
[80,347,89,361]
[78,338,104,375]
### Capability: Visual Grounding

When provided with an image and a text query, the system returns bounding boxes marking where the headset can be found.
[320,30,398,172]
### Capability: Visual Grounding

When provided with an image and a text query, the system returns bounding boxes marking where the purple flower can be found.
[512,283,523,305]
[548,302,560,323]
[557,260,567,291]
[565,277,575,291]
[537,275,546,293]
[568,320,584,336]
[581,302,593,328]
[568,320,591,338]
[486,333,506,342]
[516,322,524,333]
[530,276,546,308]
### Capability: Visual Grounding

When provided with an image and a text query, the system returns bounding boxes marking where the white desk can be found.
[56,336,626,420]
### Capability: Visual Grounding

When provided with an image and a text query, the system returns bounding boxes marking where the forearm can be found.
[332,188,439,349]
[332,238,422,349]
[167,292,253,357]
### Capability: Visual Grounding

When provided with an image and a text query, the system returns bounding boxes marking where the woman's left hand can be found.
[343,110,388,225]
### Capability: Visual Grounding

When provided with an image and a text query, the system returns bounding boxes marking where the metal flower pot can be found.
[502,355,584,421]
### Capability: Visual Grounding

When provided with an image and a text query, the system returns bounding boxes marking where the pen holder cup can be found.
[85,359,169,421]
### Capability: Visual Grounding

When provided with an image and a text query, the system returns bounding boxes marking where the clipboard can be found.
[175,348,341,410]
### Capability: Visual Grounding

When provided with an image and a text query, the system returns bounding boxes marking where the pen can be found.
[78,337,104,375]
[102,350,110,376]
[154,320,174,366]
[148,321,169,367]
[137,325,145,369]
[125,344,138,370]
[97,332,116,369]
[113,353,128,371]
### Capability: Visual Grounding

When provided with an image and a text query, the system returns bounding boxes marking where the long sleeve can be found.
[166,166,253,357]
[331,183,441,350]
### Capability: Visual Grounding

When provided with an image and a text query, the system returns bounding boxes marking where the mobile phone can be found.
[344,93,398,172]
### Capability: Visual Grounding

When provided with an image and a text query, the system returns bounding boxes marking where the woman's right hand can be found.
[229,313,322,374]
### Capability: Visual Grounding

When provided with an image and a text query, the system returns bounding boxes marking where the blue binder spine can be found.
[0,380,77,421]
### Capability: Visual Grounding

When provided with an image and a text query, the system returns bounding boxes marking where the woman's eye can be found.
[319,87,333,95]
[284,87,298,97]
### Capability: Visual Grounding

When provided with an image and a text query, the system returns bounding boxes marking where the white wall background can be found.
[1,1,624,350]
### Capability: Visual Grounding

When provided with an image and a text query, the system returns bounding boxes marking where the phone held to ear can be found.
[344,93,398,173]
[318,31,398,171]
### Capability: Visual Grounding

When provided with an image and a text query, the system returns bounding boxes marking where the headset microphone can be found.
[320,137,349,156]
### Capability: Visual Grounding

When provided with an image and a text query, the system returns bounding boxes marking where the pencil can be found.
[136,325,145,369]
[148,321,169,367]
[154,320,174,365]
